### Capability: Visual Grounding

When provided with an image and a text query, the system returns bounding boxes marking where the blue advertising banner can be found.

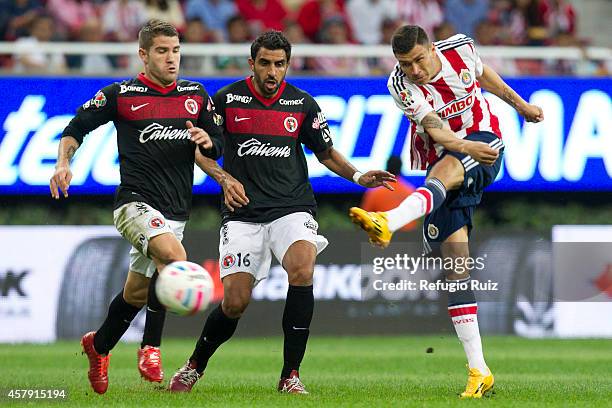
[0,77,609,194]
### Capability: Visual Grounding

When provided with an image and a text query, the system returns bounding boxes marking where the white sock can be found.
[448,303,489,374]
[385,187,431,232]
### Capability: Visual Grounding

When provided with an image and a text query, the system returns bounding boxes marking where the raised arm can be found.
[477,64,544,123]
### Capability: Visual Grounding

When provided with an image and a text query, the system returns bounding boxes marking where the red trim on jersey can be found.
[443,49,467,77]
[246,76,287,107]
[443,49,475,93]
[225,107,304,138]
[448,305,478,317]
[117,95,202,121]
[432,76,464,131]
[466,94,484,135]
[484,97,502,138]
[137,73,177,94]
[416,187,432,213]
[411,86,437,169]
[417,85,433,108]
[443,49,501,138]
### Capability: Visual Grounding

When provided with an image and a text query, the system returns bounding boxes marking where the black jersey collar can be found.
[137,73,177,94]
[246,76,287,107]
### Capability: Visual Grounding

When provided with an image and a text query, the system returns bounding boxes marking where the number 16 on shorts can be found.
[221,252,251,269]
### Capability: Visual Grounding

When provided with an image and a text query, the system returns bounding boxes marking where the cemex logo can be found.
[0,269,29,297]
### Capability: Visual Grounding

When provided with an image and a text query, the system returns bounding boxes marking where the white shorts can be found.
[219,212,328,284]
[113,202,186,278]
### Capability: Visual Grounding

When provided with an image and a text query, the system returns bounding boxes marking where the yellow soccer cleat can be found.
[349,207,393,248]
[460,367,495,399]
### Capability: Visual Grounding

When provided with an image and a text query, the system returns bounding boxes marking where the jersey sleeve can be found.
[212,89,226,122]
[388,78,433,126]
[472,43,484,76]
[196,87,224,160]
[61,83,118,145]
[299,96,334,153]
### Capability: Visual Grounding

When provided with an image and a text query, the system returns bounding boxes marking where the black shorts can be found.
[423,131,504,252]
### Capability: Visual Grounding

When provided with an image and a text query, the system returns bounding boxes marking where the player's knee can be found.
[157,245,187,267]
[222,294,250,318]
[287,265,314,286]
[428,156,464,190]
[123,286,147,307]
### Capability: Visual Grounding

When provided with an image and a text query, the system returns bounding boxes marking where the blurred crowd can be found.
[1,0,609,76]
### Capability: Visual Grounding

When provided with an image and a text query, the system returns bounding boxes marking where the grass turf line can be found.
[0,336,610,407]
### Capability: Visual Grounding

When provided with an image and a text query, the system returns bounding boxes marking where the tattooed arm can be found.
[50,136,80,199]
[477,64,543,123]
[422,112,498,165]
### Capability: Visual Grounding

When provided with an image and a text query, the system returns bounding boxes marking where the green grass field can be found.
[0,336,610,407]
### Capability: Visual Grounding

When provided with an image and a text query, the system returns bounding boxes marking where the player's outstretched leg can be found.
[169,273,248,392]
[138,271,165,383]
[350,178,447,247]
[82,290,141,394]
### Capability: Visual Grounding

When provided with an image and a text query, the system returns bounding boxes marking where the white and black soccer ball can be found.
[155,261,214,316]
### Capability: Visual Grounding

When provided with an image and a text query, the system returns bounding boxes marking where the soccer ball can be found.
[155,261,214,316]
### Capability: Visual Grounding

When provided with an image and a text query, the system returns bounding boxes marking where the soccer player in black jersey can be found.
[49,20,225,394]
[168,31,395,394]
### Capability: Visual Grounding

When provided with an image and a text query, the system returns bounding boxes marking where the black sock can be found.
[94,290,141,355]
[281,285,314,378]
[190,304,239,374]
[141,271,166,348]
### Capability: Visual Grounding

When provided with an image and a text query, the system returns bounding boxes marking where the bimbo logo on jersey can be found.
[119,85,148,94]
[237,138,291,158]
[138,123,190,143]
[226,93,253,104]
[437,91,475,119]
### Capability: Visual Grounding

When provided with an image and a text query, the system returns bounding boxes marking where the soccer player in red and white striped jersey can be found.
[350,25,543,398]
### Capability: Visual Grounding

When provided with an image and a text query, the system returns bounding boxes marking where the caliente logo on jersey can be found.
[237,138,291,158]
[138,123,191,143]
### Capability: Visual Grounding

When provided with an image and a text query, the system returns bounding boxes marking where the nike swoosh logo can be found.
[234,116,251,122]
[292,327,309,330]
[131,103,149,111]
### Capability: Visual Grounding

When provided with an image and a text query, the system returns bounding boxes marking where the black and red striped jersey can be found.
[214,77,333,223]
[62,73,223,220]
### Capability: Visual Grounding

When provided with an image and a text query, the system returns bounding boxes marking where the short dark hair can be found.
[138,19,178,50]
[250,31,291,62]
[391,25,430,55]
[386,155,402,176]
